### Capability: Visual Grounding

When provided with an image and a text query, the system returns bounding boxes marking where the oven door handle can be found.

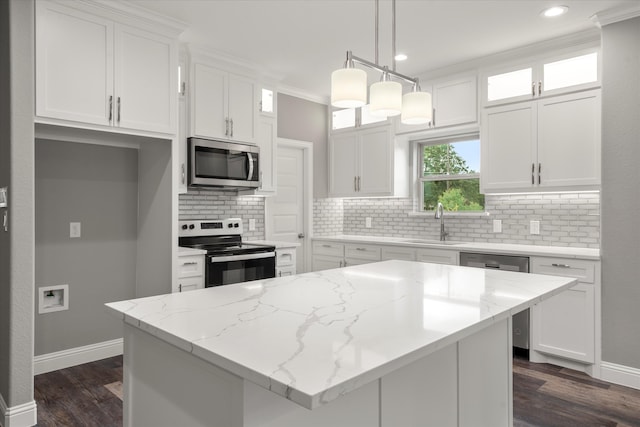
[246,152,254,181]
[209,252,275,263]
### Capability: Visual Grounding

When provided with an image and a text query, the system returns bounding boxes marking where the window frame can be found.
[414,133,485,215]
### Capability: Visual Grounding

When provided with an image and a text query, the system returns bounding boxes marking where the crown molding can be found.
[591,4,640,28]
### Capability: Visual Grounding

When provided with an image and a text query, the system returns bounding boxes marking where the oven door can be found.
[206,252,276,287]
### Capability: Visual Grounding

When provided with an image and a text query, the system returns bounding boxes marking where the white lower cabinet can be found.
[176,252,205,292]
[275,246,297,277]
[530,257,599,365]
[381,246,416,261]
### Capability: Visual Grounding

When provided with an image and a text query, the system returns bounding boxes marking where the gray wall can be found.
[35,141,138,355]
[277,93,328,198]
[601,16,640,369]
[0,0,35,411]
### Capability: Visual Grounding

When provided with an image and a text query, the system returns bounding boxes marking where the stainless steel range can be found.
[179,218,276,287]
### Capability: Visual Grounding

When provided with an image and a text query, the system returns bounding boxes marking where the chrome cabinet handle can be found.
[538,163,541,184]
[179,284,183,292]
[298,233,305,239]
[279,271,282,277]
[182,261,198,266]
[108,95,113,122]
[531,163,535,185]
[322,244,331,248]
[230,118,234,137]
[354,176,357,191]
[551,263,571,268]
[117,97,121,123]
[181,164,185,185]
[358,176,361,191]
[355,247,366,251]
[538,81,542,96]
[225,118,229,136]
[432,107,436,127]
[532,82,536,96]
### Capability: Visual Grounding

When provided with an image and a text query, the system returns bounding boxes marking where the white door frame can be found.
[265,138,314,273]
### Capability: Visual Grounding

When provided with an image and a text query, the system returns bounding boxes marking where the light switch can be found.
[248,218,256,231]
[70,222,81,238]
[365,217,372,228]
[493,219,502,233]
[530,220,540,235]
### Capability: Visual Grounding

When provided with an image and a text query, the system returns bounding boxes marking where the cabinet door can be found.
[177,56,188,193]
[531,283,595,363]
[312,255,343,272]
[192,64,228,139]
[256,117,277,193]
[115,25,176,133]
[36,2,113,126]
[481,102,537,192]
[537,90,601,189]
[358,126,393,196]
[329,132,359,197]
[227,74,257,143]
[432,75,477,128]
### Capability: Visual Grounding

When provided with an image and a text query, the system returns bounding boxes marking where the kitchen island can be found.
[106,260,576,427]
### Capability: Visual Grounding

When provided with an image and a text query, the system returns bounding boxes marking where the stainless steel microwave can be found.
[188,138,260,189]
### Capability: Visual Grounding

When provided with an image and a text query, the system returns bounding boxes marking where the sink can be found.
[403,239,461,246]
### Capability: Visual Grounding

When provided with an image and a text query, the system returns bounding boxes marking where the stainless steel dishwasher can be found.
[459,252,530,358]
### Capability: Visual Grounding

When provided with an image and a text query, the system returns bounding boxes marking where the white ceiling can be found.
[130,0,639,101]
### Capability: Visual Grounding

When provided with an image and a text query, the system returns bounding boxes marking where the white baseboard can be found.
[600,361,640,390]
[0,394,37,427]
[33,338,123,375]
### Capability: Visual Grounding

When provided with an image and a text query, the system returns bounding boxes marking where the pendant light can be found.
[330,0,432,125]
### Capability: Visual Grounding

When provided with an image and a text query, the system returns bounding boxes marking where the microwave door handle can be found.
[247,152,254,181]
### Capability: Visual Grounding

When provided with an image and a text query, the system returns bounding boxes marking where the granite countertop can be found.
[106,260,576,410]
[313,235,600,260]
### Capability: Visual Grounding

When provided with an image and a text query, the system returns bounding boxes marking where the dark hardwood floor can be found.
[34,355,640,426]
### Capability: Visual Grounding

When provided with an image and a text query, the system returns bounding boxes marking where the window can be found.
[260,88,274,114]
[418,135,484,212]
[331,104,388,130]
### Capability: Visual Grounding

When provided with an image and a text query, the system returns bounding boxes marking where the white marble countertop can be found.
[106,260,576,410]
[313,234,600,260]
[246,240,301,249]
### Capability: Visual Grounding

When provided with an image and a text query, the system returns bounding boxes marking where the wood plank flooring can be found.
[33,355,640,426]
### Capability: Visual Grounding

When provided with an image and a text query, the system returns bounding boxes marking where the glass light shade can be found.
[369,80,402,117]
[331,68,367,108]
[401,91,432,124]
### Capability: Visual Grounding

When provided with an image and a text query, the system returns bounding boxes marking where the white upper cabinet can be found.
[329,124,406,197]
[395,74,477,134]
[191,63,257,143]
[35,1,178,134]
[481,89,601,193]
[483,49,600,106]
[331,104,389,133]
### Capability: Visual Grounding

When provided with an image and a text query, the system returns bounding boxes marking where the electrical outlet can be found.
[70,222,81,238]
[530,220,540,235]
[248,218,256,231]
[365,217,372,228]
[493,219,502,233]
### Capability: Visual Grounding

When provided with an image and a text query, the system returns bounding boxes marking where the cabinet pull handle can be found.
[357,176,361,191]
[117,97,121,123]
[532,82,536,96]
[230,118,234,137]
[279,271,282,277]
[432,108,436,127]
[225,118,229,136]
[531,163,535,185]
[356,247,366,251]
[322,244,331,248]
[354,176,357,191]
[181,164,185,185]
[538,81,542,96]
[551,263,571,268]
[181,81,186,96]
[182,261,198,266]
[108,95,113,122]
[179,284,183,292]
[538,163,541,184]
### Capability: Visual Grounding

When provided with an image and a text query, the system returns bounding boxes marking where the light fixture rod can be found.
[392,0,396,71]
[345,51,419,86]
[375,0,379,65]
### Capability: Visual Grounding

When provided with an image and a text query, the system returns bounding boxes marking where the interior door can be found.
[266,143,309,273]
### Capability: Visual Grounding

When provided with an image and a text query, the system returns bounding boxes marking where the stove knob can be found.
[234,223,239,228]
[181,224,188,230]
[227,223,233,228]
[189,224,195,230]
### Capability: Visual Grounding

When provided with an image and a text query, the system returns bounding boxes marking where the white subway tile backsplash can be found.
[313,192,599,248]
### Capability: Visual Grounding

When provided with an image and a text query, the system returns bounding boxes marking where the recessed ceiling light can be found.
[395,53,408,61]
[542,5,569,18]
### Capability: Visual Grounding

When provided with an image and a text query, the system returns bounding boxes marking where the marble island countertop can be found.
[106,260,576,410]
[313,234,600,260]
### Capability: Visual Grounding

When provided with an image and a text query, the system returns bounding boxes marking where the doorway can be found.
[265,138,313,273]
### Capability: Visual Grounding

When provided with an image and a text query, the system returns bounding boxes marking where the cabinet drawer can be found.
[178,255,204,278]
[178,276,203,293]
[381,246,416,261]
[276,248,296,267]
[416,248,458,265]
[345,244,382,261]
[277,266,296,277]
[313,241,345,257]
[531,257,595,284]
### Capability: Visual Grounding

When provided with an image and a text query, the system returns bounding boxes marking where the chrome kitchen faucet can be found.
[434,202,448,241]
